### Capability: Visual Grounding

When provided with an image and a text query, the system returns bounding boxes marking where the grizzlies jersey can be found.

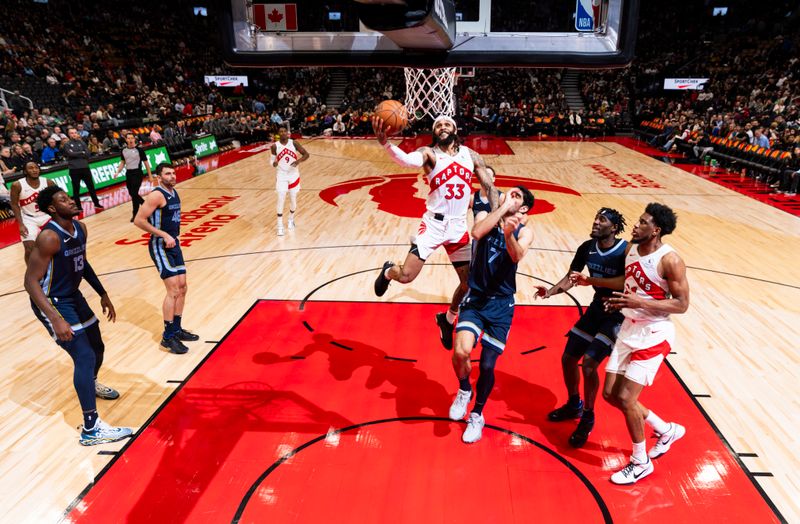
[468,224,524,297]
[149,186,181,238]
[569,238,628,302]
[39,219,86,298]
[471,190,502,219]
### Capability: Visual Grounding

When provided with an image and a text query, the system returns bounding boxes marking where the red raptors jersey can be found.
[426,146,474,217]
[622,243,675,322]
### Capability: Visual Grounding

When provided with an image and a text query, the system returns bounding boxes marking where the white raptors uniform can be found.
[414,146,474,263]
[606,244,677,386]
[17,177,51,242]
[274,139,301,194]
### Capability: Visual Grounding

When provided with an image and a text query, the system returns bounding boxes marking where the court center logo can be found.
[319,173,581,218]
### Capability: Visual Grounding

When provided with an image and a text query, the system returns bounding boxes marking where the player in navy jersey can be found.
[134,163,199,354]
[24,185,133,446]
[535,208,627,447]
[449,186,534,444]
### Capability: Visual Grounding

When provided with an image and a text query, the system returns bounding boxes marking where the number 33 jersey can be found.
[427,146,474,217]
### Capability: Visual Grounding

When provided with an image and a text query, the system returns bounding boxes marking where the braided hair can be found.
[597,207,626,234]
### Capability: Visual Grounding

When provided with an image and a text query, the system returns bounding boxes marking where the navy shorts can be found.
[149,236,186,280]
[455,293,514,354]
[31,292,98,348]
[565,300,623,361]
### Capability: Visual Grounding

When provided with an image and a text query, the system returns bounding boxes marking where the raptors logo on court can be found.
[319,173,581,218]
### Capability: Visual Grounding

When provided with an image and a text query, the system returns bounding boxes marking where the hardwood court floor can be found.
[0,139,797,522]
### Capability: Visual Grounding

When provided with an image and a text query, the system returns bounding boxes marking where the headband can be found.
[432,115,457,133]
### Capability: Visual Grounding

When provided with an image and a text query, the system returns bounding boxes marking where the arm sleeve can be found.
[569,241,590,272]
[83,261,107,296]
[383,144,425,168]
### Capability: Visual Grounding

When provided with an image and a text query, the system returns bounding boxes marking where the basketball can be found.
[374,99,409,133]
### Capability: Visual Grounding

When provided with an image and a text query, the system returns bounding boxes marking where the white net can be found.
[403,67,457,121]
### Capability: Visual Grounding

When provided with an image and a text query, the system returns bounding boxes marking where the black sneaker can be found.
[374,261,394,297]
[176,328,200,342]
[547,399,584,421]
[569,413,595,448]
[435,312,454,350]
[161,336,189,354]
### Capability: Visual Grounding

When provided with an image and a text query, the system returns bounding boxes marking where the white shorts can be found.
[21,213,51,242]
[605,319,674,386]
[276,171,300,194]
[413,211,471,263]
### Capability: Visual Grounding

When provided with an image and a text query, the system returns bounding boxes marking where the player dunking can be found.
[10,161,55,263]
[536,208,627,448]
[24,185,132,445]
[134,163,199,354]
[372,115,499,350]
[449,186,535,443]
[571,203,689,484]
[271,126,309,236]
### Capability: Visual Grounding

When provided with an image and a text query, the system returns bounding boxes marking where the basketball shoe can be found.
[161,336,189,354]
[95,380,120,400]
[176,328,200,342]
[449,389,472,420]
[548,399,584,421]
[434,312,454,350]
[374,261,394,296]
[611,456,654,485]
[648,423,686,459]
[568,411,594,448]
[287,217,295,230]
[277,224,284,236]
[462,412,485,443]
[80,419,133,446]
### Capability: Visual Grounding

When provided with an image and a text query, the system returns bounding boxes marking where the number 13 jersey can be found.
[427,146,474,217]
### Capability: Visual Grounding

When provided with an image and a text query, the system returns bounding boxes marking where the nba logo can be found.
[575,0,596,32]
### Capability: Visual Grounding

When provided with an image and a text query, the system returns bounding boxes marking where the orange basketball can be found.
[375,99,408,133]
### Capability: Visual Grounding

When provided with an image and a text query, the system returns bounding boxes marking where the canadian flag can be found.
[253,3,298,32]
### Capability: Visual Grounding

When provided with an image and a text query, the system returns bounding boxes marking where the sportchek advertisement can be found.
[5,146,171,195]
[663,78,709,90]
[191,135,219,158]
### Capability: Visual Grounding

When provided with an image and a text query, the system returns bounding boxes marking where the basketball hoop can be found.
[403,67,457,121]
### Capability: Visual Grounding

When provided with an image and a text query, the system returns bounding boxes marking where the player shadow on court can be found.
[124,379,354,524]
[490,369,626,466]
[254,333,454,437]
[115,295,171,346]
[8,358,171,431]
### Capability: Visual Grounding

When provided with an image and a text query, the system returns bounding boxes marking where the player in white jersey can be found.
[372,114,498,350]
[10,161,56,262]
[270,126,309,236]
[570,202,690,485]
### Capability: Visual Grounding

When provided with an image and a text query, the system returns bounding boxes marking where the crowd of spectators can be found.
[1,0,798,175]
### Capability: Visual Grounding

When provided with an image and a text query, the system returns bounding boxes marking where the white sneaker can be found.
[449,389,472,420]
[80,418,134,446]
[277,225,285,236]
[287,218,295,230]
[648,423,686,459]
[610,456,654,485]
[95,380,120,400]
[462,412,485,443]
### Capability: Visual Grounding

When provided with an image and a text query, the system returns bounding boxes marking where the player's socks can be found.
[459,377,472,392]
[83,410,98,431]
[645,410,671,435]
[163,319,175,339]
[568,393,582,408]
[632,440,647,464]
[445,309,457,324]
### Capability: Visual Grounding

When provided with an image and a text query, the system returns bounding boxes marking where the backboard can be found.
[219,0,639,68]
